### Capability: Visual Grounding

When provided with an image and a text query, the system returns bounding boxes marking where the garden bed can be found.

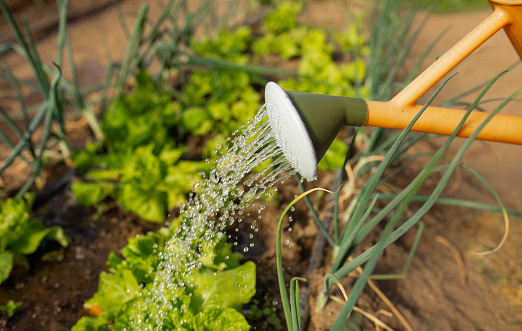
[1,0,521,330]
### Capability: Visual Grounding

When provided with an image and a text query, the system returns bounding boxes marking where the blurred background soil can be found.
[0,1,521,330]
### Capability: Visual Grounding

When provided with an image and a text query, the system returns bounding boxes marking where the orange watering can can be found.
[266,0,522,181]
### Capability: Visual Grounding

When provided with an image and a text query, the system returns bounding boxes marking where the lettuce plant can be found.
[0,194,70,285]
[71,71,211,222]
[73,219,255,330]
[72,50,261,222]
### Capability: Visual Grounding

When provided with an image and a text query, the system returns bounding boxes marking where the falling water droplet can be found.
[129,105,299,329]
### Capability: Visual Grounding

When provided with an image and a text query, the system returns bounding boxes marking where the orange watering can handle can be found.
[391,6,511,108]
[365,101,522,145]
[362,3,522,145]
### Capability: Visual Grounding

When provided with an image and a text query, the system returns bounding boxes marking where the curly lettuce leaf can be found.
[181,107,213,135]
[193,308,250,331]
[107,227,170,283]
[83,269,140,320]
[74,219,255,330]
[191,261,256,312]
[102,71,176,154]
[119,183,168,223]
[198,235,243,271]
[72,182,115,207]
[263,1,303,34]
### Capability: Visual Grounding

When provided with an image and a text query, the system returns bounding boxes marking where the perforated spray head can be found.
[265,82,318,181]
[264,82,368,181]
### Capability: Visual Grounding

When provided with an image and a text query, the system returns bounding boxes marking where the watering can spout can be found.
[265,82,368,181]
[284,91,368,161]
[266,77,522,181]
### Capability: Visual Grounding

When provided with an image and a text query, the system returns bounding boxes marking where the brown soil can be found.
[1,1,521,330]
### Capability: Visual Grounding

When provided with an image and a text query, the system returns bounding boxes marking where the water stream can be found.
[130,105,297,329]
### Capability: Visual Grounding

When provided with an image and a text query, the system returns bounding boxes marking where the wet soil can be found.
[1,1,521,330]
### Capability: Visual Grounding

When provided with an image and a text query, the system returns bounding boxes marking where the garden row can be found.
[1,1,366,328]
[1,0,515,330]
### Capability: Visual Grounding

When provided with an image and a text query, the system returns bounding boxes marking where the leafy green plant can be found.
[71,52,266,221]
[255,4,370,98]
[247,294,284,330]
[72,71,213,222]
[73,217,256,330]
[264,1,303,35]
[0,194,70,285]
[0,300,21,317]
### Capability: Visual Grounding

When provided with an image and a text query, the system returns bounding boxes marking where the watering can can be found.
[265,0,522,181]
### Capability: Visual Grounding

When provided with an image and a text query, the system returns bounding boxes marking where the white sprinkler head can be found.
[265,82,318,181]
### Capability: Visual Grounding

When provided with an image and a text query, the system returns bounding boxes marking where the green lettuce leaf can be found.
[162,294,195,330]
[10,222,69,255]
[84,269,140,320]
[119,184,167,223]
[71,316,110,331]
[263,1,303,34]
[193,308,250,331]
[181,107,213,135]
[198,235,242,271]
[72,182,115,207]
[107,227,170,283]
[0,252,14,284]
[0,194,70,285]
[191,261,256,312]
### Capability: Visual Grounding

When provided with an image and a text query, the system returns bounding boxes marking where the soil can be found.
[1,1,521,330]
